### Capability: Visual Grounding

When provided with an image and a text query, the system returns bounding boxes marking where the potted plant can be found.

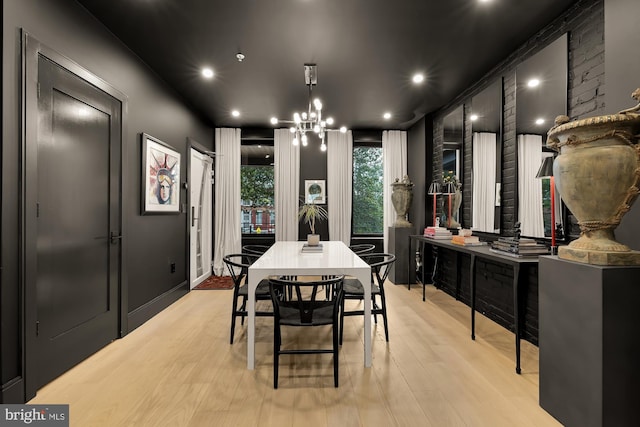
[298,200,328,246]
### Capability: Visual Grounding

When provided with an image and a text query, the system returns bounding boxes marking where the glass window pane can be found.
[353,145,383,234]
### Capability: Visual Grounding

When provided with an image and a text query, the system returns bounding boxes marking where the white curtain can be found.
[327,130,353,244]
[472,132,497,232]
[274,129,300,241]
[517,134,545,237]
[213,128,241,275]
[382,130,407,252]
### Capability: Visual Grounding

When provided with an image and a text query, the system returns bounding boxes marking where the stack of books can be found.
[490,237,549,257]
[301,243,323,253]
[451,235,484,246]
[423,226,452,240]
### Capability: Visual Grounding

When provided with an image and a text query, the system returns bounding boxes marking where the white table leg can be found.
[247,274,256,370]
[355,268,372,367]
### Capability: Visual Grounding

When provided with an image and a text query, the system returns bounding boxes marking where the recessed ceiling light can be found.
[535,118,545,125]
[383,112,392,120]
[412,73,425,84]
[270,117,278,125]
[339,126,347,133]
[202,67,214,79]
[231,110,240,117]
[527,78,540,88]
[470,114,479,121]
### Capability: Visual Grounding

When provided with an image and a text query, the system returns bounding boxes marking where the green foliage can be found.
[352,146,383,234]
[298,201,328,235]
[241,165,274,207]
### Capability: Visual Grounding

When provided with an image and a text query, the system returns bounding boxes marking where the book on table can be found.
[301,243,323,252]
[451,235,484,246]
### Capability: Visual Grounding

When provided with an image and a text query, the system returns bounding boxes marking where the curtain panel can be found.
[517,134,545,237]
[382,130,407,252]
[472,132,497,232]
[327,130,353,244]
[274,129,300,242]
[213,128,242,275]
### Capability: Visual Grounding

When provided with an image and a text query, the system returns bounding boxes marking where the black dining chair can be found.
[223,253,277,344]
[349,243,376,255]
[340,253,396,345]
[268,275,345,388]
[241,244,271,256]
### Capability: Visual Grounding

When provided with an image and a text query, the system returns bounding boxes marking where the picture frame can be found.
[141,133,181,214]
[304,180,326,204]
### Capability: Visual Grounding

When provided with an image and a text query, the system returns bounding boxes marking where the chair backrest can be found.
[222,253,260,287]
[268,276,345,326]
[241,244,271,255]
[349,244,376,255]
[360,253,396,287]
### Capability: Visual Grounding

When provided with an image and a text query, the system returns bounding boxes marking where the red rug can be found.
[193,275,234,290]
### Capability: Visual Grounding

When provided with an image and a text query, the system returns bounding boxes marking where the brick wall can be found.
[429,0,604,345]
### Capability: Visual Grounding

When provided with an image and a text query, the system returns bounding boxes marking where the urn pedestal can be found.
[546,89,640,265]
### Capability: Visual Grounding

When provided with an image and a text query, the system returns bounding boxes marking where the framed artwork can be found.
[141,133,181,214]
[304,180,326,204]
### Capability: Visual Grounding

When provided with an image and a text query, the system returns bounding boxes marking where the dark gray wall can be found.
[605,0,640,251]
[2,0,213,402]
[407,116,428,233]
[298,136,329,240]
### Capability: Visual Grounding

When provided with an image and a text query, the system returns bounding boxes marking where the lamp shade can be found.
[427,181,442,195]
[443,182,457,195]
[536,156,554,179]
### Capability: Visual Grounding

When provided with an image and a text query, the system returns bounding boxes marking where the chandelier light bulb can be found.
[310,111,316,119]
[289,126,296,133]
[340,126,347,133]
[301,112,308,120]
[293,137,299,146]
[294,113,301,123]
[301,134,308,146]
[313,124,320,133]
[314,98,322,110]
[326,117,334,125]
[320,143,327,152]
[270,117,278,125]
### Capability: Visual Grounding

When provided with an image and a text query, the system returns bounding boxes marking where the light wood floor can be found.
[29,280,562,427]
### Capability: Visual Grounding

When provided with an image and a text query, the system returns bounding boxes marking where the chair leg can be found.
[372,295,378,324]
[381,297,389,342]
[240,296,247,325]
[333,322,339,387]
[230,311,237,345]
[339,298,345,345]
[274,324,280,389]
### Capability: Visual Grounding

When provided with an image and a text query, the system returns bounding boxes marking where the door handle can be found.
[110,232,122,244]
[192,206,198,227]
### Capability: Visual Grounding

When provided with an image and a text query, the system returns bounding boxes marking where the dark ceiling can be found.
[75,0,578,131]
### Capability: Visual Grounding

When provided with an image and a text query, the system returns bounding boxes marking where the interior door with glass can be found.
[190,148,213,288]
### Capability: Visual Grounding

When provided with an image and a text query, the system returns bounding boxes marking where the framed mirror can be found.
[442,105,463,228]
[470,78,502,233]
[515,33,568,239]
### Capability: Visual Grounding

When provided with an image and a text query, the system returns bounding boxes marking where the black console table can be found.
[408,235,540,374]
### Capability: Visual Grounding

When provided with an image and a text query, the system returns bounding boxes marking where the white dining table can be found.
[246,240,372,369]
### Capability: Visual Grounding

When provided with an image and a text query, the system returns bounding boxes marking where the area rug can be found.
[193,275,234,290]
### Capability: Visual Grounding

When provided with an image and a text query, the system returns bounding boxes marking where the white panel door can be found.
[189,148,213,288]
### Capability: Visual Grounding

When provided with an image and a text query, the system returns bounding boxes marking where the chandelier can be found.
[270,64,346,151]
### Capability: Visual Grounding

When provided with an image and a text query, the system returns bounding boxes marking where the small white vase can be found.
[307,234,320,246]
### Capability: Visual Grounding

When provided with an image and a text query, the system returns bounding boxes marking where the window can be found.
[241,140,275,234]
[352,143,383,235]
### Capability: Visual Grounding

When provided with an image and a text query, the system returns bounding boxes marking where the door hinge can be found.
[36,320,40,337]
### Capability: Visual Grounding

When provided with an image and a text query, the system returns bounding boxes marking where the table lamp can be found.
[427,181,442,226]
[443,182,457,228]
[536,156,556,254]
